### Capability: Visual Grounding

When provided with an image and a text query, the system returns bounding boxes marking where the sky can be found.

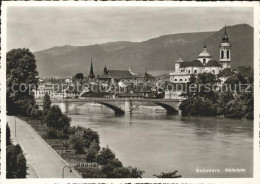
[7,6,253,52]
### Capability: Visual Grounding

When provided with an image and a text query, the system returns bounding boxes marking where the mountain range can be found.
[33,24,253,78]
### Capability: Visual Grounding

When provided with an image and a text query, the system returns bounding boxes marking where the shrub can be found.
[47,128,58,139]
[96,146,116,166]
[69,130,85,154]
[153,170,182,178]
[6,144,27,178]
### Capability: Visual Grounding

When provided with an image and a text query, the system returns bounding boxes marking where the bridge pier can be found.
[124,99,132,114]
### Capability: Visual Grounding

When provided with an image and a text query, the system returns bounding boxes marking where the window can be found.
[174,79,177,81]
[212,70,215,74]
[227,50,230,58]
[194,70,197,74]
[180,79,183,81]
[203,59,206,64]
[221,50,224,58]
[188,70,191,74]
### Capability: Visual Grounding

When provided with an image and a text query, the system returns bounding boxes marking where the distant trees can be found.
[7,48,39,116]
[75,73,84,83]
[180,71,254,120]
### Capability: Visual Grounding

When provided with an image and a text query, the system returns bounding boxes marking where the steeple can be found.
[222,25,229,42]
[88,58,95,79]
[203,42,207,52]
[104,65,108,74]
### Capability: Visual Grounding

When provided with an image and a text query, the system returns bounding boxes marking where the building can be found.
[88,58,95,79]
[169,26,232,84]
[98,65,134,83]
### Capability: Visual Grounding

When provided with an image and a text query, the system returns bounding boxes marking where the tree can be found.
[6,123,11,146]
[70,126,100,148]
[63,140,70,152]
[75,73,84,83]
[69,130,85,154]
[44,105,62,129]
[153,170,182,178]
[7,48,39,115]
[6,144,27,178]
[44,105,71,131]
[96,146,116,165]
[43,93,52,117]
[86,147,97,162]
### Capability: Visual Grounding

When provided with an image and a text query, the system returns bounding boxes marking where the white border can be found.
[1,1,259,184]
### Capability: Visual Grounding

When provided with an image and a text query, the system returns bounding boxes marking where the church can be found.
[169,26,231,84]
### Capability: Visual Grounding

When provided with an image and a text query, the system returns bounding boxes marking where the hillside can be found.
[34,24,253,77]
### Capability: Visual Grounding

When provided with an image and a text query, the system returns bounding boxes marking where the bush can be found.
[30,107,43,118]
[86,148,97,162]
[80,168,106,178]
[6,144,27,178]
[179,97,217,116]
[47,128,58,139]
[69,130,85,154]
[153,170,182,178]
[96,146,116,166]
[68,126,99,149]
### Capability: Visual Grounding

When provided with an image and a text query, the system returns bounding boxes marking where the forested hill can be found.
[34,24,253,77]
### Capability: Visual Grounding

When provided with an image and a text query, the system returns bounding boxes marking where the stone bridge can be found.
[36,98,184,115]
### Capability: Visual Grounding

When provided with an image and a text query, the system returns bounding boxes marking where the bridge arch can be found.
[154,102,179,114]
[97,102,125,115]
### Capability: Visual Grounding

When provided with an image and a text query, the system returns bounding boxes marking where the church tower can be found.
[88,58,95,79]
[219,26,231,69]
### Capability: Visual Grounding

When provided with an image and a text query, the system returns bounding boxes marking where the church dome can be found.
[198,51,211,58]
[197,43,212,58]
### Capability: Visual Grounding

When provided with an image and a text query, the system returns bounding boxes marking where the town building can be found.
[169,26,232,84]
[98,65,134,84]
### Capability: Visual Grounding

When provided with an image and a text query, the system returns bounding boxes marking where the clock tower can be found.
[219,26,231,69]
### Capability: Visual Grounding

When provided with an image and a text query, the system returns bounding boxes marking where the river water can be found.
[70,108,253,178]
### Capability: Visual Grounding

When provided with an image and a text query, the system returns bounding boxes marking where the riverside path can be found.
[7,116,81,178]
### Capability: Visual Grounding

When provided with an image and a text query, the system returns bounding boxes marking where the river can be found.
[69,107,253,178]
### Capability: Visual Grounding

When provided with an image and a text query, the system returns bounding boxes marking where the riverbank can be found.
[7,116,80,178]
[17,115,145,178]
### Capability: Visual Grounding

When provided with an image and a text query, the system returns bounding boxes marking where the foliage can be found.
[30,105,43,118]
[69,130,85,154]
[63,140,70,152]
[43,93,52,117]
[86,147,97,162]
[86,140,101,162]
[96,146,116,166]
[44,105,71,131]
[179,97,217,116]
[47,128,58,139]
[153,170,182,178]
[6,123,11,146]
[69,126,99,148]
[6,144,27,178]
[180,71,254,120]
[75,73,84,81]
[112,166,144,178]
[7,48,38,115]
[80,168,106,178]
